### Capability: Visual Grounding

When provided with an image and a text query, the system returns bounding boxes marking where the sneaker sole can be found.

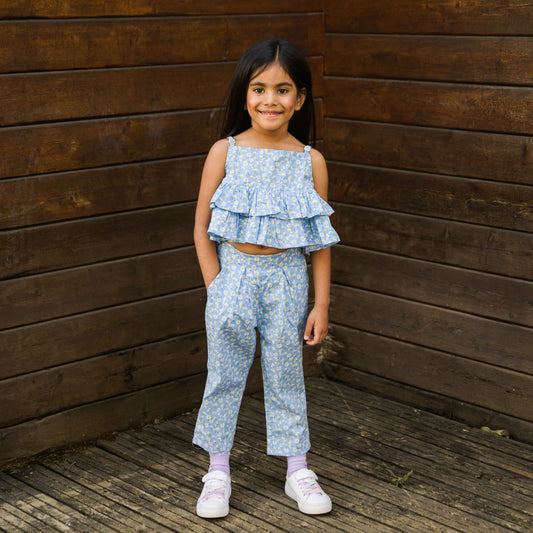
[196,504,229,519]
[285,482,332,515]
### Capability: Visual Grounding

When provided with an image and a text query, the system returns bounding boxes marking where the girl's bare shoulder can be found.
[309,147,327,169]
[201,138,230,186]
[208,138,231,158]
[309,147,328,198]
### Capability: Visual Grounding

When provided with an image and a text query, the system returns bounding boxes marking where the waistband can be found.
[218,241,304,268]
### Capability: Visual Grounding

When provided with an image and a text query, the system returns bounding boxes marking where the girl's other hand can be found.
[303,305,328,345]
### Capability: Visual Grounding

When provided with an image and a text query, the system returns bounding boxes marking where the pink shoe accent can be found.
[197,471,231,518]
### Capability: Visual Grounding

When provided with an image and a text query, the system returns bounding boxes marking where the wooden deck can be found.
[1,377,532,532]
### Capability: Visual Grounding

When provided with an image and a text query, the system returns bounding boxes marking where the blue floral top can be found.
[208,137,340,254]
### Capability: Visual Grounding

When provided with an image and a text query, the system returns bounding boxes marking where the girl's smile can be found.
[245,63,306,135]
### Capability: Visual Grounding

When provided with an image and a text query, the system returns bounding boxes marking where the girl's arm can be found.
[194,139,228,288]
[305,248,331,345]
[304,149,332,345]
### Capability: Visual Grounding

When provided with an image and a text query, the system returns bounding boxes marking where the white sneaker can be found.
[285,468,332,514]
[196,471,231,518]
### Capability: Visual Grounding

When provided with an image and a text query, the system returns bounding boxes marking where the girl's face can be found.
[245,62,306,136]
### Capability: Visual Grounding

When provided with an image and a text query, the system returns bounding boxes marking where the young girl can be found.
[193,39,339,519]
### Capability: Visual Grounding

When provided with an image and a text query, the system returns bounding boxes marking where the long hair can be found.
[220,40,316,146]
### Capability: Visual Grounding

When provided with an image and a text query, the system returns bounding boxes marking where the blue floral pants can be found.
[193,242,310,456]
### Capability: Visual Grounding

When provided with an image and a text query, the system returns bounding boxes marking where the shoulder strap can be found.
[304,145,311,152]
[227,136,235,146]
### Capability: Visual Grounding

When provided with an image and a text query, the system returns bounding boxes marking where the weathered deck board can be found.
[1,377,532,532]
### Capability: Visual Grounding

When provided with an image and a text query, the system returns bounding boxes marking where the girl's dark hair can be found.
[220,39,316,146]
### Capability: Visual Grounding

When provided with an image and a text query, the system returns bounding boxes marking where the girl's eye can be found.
[253,88,264,94]
[278,88,288,94]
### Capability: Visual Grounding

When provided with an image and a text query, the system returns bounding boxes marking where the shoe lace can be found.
[202,479,226,501]
[297,476,323,496]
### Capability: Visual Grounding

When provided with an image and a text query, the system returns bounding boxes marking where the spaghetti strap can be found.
[304,145,311,152]
[228,136,235,146]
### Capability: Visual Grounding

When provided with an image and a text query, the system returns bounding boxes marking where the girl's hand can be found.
[304,305,329,345]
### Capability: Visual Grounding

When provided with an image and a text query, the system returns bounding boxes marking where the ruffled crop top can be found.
[208,136,340,254]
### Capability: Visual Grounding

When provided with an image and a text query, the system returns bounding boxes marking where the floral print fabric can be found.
[208,137,340,254]
[193,242,310,456]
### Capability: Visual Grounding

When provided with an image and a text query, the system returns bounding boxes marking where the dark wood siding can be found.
[324,0,533,443]
[0,1,323,465]
[3,0,533,466]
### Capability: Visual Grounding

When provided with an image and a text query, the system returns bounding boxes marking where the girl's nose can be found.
[264,89,277,104]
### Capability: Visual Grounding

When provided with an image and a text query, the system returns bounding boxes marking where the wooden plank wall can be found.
[323,0,533,443]
[0,0,324,465]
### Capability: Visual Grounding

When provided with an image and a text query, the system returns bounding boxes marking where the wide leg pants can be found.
[193,242,310,456]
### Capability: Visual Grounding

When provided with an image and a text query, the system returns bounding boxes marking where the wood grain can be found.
[0,203,195,280]
[0,0,323,18]
[325,34,533,85]
[324,0,533,444]
[0,3,327,465]
[0,336,318,428]
[0,290,207,380]
[320,363,533,446]
[331,285,533,376]
[0,374,207,465]
[325,0,533,35]
[330,284,533,375]
[0,15,323,73]
[333,203,533,280]
[2,0,532,465]
[0,157,203,230]
[0,331,208,427]
[0,64,234,127]
[0,247,202,331]
[0,58,323,127]
[325,119,533,185]
[326,323,533,421]
[326,78,533,135]
[331,245,533,328]
[0,110,218,179]
[0,103,322,180]
[328,162,533,232]
[0,348,318,465]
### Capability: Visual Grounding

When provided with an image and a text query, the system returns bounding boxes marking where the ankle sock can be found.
[287,454,307,477]
[208,452,231,476]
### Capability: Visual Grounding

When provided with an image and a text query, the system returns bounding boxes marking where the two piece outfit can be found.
[193,136,339,458]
